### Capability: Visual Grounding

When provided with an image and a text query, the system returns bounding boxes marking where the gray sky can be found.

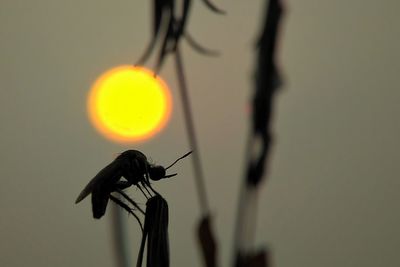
[1,0,399,266]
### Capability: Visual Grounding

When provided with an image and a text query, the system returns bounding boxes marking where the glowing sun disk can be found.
[87,66,172,143]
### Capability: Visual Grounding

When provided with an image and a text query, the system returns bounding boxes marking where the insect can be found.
[75,150,192,220]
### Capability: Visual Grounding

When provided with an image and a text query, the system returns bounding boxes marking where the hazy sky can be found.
[1,0,399,266]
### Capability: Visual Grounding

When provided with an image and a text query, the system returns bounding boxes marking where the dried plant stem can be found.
[232,0,284,265]
[174,46,210,216]
[232,137,260,262]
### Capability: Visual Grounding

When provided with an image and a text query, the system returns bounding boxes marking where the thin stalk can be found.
[232,136,260,261]
[231,0,284,265]
[174,46,210,216]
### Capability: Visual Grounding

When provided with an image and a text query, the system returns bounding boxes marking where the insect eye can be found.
[149,166,166,181]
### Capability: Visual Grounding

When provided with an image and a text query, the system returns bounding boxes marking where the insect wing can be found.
[91,187,111,219]
[75,159,123,204]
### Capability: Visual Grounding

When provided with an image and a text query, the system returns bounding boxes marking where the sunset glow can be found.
[87,66,172,143]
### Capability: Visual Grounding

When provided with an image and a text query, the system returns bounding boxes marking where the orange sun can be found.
[87,65,172,143]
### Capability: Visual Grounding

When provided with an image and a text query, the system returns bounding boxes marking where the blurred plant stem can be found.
[233,0,284,266]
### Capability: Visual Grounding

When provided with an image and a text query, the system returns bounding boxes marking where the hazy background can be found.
[1,0,399,266]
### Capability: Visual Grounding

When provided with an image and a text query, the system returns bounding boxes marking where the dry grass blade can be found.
[136,195,169,267]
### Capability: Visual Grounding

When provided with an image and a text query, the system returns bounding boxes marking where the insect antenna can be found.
[165,151,193,170]
[163,173,177,178]
[109,195,144,231]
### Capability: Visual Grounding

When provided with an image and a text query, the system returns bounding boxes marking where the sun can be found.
[87,65,172,143]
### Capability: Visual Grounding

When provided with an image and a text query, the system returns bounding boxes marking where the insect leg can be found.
[136,183,150,199]
[142,180,158,196]
[115,189,145,215]
[143,164,159,196]
[109,195,143,231]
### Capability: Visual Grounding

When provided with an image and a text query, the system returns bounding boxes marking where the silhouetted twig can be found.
[136,0,222,218]
[174,46,210,215]
[134,2,224,266]
[233,0,284,266]
[136,195,170,267]
[175,47,220,267]
[136,0,220,72]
